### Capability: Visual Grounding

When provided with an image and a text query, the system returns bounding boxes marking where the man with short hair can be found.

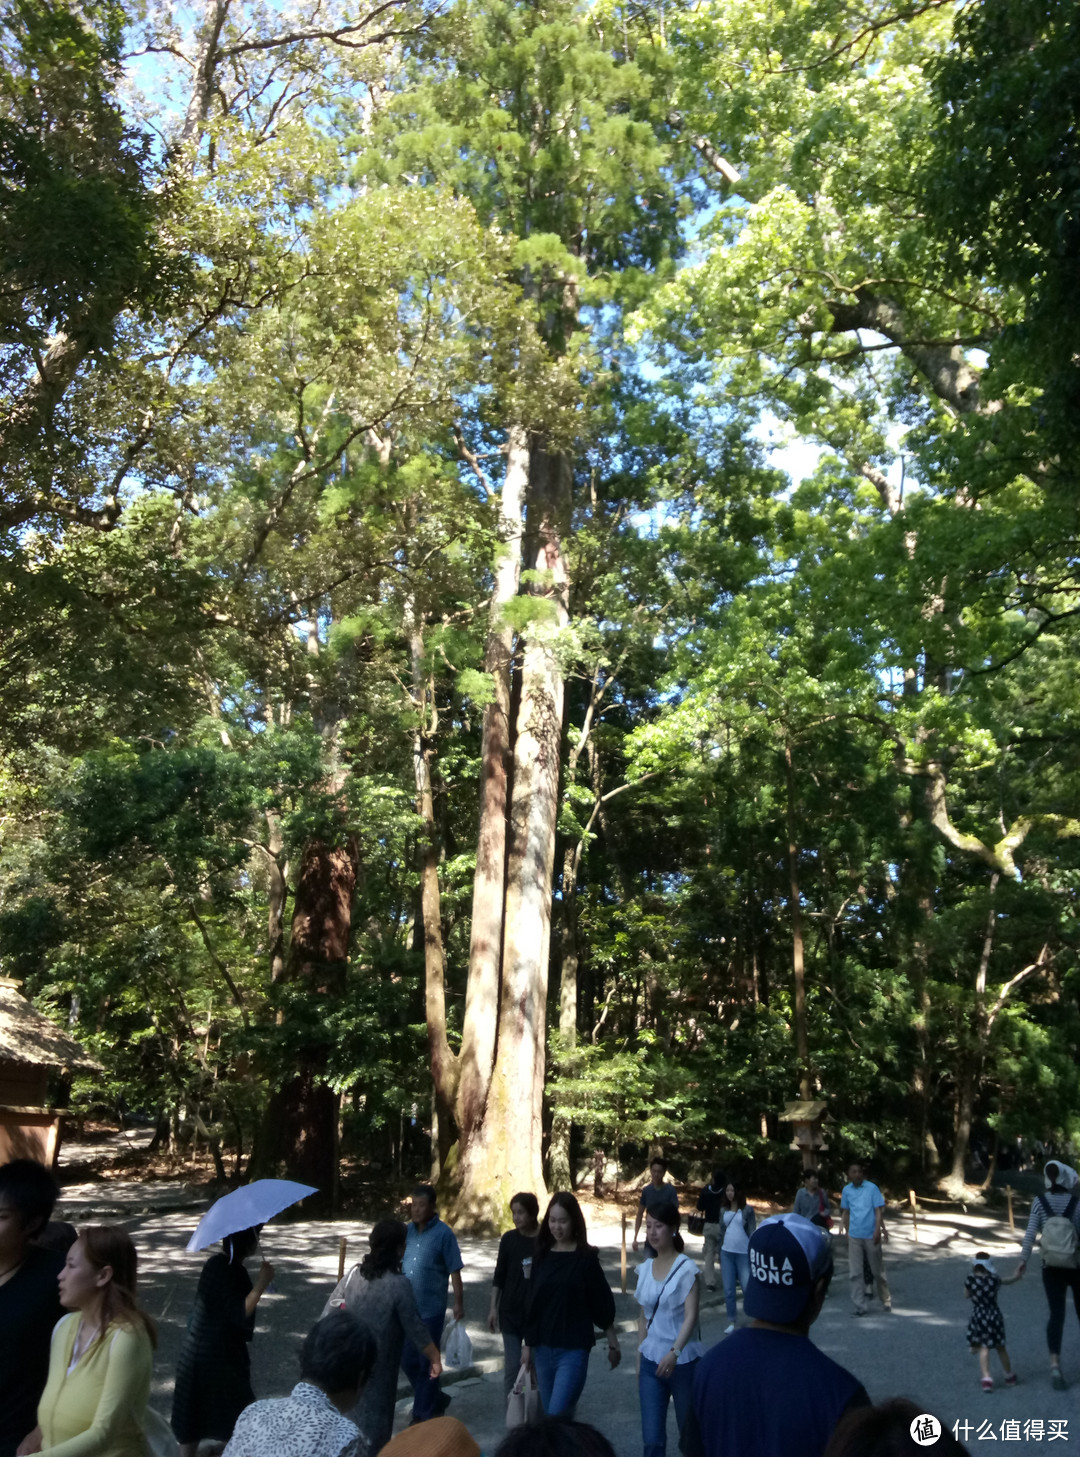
[400,1185,464,1424]
[634,1158,676,1257]
[683,1214,868,1457]
[793,1168,831,1228]
[840,1161,891,1315]
[0,1159,65,1457]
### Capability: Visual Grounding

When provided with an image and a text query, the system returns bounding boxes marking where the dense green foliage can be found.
[1,0,1078,1197]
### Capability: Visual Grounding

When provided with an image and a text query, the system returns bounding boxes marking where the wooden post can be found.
[908,1189,918,1243]
[1007,1186,1015,1234]
[338,1237,347,1281]
[621,1213,627,1294]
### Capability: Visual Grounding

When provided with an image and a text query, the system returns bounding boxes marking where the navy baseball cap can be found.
[745,1213,833,1324]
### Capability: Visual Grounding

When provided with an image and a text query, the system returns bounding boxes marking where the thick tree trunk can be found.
[253,839,355,1203]
[456,425,529,1144]
[448,445,570,1226]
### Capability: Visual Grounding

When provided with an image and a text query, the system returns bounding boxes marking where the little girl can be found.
[965,1251,1019,1391]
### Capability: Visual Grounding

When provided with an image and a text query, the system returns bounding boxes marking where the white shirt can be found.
[721,1208,750,1254]
[634,1254,704,1365]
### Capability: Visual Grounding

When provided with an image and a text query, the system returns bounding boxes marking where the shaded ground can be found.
[54,1139,1077,1452]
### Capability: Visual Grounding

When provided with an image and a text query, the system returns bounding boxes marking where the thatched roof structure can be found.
[0,979,101,1073]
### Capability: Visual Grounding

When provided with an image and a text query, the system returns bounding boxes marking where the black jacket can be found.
[523,1246,616,1350]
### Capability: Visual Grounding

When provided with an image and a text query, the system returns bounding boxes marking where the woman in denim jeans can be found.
[635,1204,703,1457]
[521,1194,620,1417]
[719,1184,755,1333]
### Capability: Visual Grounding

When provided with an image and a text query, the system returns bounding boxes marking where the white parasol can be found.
[186,1179,318,1253]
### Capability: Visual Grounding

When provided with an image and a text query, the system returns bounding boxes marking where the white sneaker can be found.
[724,1323,736,1334]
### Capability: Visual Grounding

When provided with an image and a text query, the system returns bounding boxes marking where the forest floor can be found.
[53,1135,1077,1453]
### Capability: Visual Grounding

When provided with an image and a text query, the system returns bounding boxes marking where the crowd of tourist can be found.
[2,1152,1079,1457]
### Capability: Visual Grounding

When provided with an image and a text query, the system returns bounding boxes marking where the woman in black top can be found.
[489,1192,540,1398]
[171,1226,274,1457]
[521,1193,620,1418]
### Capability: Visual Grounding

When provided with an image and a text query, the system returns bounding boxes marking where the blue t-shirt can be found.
[840,1181,884,1240]
[403,1215,464,1320]
[689,1327,868,1457]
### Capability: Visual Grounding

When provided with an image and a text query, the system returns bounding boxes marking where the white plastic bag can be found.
[441,1316,473,1369]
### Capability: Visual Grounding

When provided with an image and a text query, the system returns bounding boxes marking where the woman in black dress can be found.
[521,1193,620,1418]
[171,1226,274,1457]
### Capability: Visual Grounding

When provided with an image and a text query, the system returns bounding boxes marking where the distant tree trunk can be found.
[265,811,288,983]
[785,739,811,1102]
[447,444,570,1226]
[950,874,998,1185]
[407,601,458,1180]
[549,835,580,1191]
[253,839,356,1203]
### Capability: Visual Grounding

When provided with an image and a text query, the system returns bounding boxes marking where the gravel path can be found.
[90,1196,1080,1454]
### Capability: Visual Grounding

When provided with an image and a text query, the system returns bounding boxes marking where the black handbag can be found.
[687,1213,706,1236]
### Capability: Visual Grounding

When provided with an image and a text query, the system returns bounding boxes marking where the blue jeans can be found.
[721,1250,750,1319]
[639,1355,699,1457]
[401,1311,444,1421]
[533,1345,590,1417]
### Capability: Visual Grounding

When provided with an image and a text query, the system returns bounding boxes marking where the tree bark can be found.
[456,425,529,1143]
[448,444,570,1226]
[253,838,356,1202]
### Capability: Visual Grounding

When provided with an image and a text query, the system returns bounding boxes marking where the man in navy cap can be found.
[682,1214,868,1457]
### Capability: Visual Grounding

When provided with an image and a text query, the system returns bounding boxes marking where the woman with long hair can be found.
[520,1194,620,1418]
[634,1204,703,1457]
[171,1226,274,1457]
[1015,1161,1080,1389]
[19,1225,156,1457]
[322,1219,442,1451]
[718,1184,755,1334]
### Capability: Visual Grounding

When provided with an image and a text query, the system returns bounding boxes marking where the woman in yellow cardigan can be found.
[17,1226,156,1457]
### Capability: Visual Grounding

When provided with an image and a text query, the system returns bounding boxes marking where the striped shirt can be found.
[1020,1190,1080,1262]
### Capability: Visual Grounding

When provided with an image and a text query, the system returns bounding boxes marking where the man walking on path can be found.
[840,1162,891,1316]
[682,1213,868,1457]
[695,1169,727,1292]
[401,1185,464,1424]
[634,1158,677,1258]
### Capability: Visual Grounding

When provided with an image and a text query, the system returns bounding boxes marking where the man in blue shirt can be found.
[401,1184,465,1422]
[683,1213,868,1457]
[840,1161,891,1315]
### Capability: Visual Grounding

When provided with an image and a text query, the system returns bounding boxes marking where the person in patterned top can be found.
[965,1253,1019,1393]
[223,1311,376,1457]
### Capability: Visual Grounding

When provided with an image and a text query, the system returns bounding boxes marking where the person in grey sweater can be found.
[794,1170,832,1228]
[323,1220,442,1450]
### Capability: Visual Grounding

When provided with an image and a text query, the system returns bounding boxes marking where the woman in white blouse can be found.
[634,1204,703,1457]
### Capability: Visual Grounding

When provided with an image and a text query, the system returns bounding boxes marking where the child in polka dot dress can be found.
[966,1252,1019,1391]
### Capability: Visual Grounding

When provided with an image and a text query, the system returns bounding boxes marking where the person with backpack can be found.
[1015,1160,1080,1389]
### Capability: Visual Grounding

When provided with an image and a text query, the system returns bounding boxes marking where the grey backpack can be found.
[1039,1194,1079,1268]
